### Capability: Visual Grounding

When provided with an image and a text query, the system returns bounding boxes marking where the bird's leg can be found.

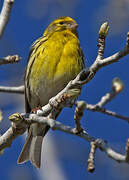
[31,105,41,114]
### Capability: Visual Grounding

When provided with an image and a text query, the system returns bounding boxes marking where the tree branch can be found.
[83,28,129,85]
[74,101,86,133]
[0,112,128,165]
[0,85,24,94]
[0,126,25,150]
[0,55,21,66]
[96,78,124,108]
[0,0,14,38]
[86,104,129,123]
[99,46,129,67]
[88,141,97,172]
[97,22,109,60]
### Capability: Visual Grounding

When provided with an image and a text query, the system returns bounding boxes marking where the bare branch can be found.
[96,78,124,108]
[0,127,25,150]
[73,101,86,133]
[98,46,129,67]
[0,112,94,151]
[0,0,14,38]
[0,55,21,66]
[96,139,126,163]
[96,90,117,108]
[88,32,129,81]
[85,77,128,123]
[98,32,129,68]
[0,85,24,94]
[62,32,129,88]
[88,141,97,172]
[0,112,128,165]
[86,104,129,123]
[0,113,27,151]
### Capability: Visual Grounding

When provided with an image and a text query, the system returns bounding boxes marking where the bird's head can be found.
[43,16,78,37]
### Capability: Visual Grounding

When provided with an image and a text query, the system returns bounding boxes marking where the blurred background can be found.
[0,0,129,179]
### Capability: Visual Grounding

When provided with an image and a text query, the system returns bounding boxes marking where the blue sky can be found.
[0,0,129,180]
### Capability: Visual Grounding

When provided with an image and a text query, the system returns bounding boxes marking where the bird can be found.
[17,16,85,168]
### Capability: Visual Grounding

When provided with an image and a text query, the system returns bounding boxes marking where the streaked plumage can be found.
[18,16,85,168]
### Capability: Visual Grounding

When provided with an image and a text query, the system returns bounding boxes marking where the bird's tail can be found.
[17,124,49,168]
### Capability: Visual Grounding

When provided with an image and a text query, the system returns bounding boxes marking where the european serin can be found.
[18,16,85,168]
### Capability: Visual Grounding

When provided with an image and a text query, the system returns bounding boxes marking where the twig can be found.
[88,141,97,172]
[96,90,117,108]
[96,77,124,108]
[0,0,14,38]
[0,55,21,66]
[0,126,25,150]
[64,32,129,87]
[86,104,129,123]
[0,85,24,94]
[88,31,129,78]
[96,139,125,163]
[74,101,86,133]
[86,77,127,122]
[96,31,129,68]
[97,22,109,59]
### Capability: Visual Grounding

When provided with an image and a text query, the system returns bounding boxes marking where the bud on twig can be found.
[99,22,109,38]
[112,77,124,93]
[9,113,23,124]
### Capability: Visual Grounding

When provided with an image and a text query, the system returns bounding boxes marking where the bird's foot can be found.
[31,105,41,114]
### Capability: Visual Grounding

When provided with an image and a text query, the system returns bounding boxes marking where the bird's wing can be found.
[24,35,48,113]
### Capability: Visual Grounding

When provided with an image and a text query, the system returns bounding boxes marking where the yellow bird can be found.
[18,16,85,168]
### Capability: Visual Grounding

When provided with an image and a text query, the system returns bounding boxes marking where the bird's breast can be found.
[27,32,84,108]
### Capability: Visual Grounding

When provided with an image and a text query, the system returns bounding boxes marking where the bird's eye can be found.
[59,21,65,25]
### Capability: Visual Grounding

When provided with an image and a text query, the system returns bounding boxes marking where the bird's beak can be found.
[69,22,78,30]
